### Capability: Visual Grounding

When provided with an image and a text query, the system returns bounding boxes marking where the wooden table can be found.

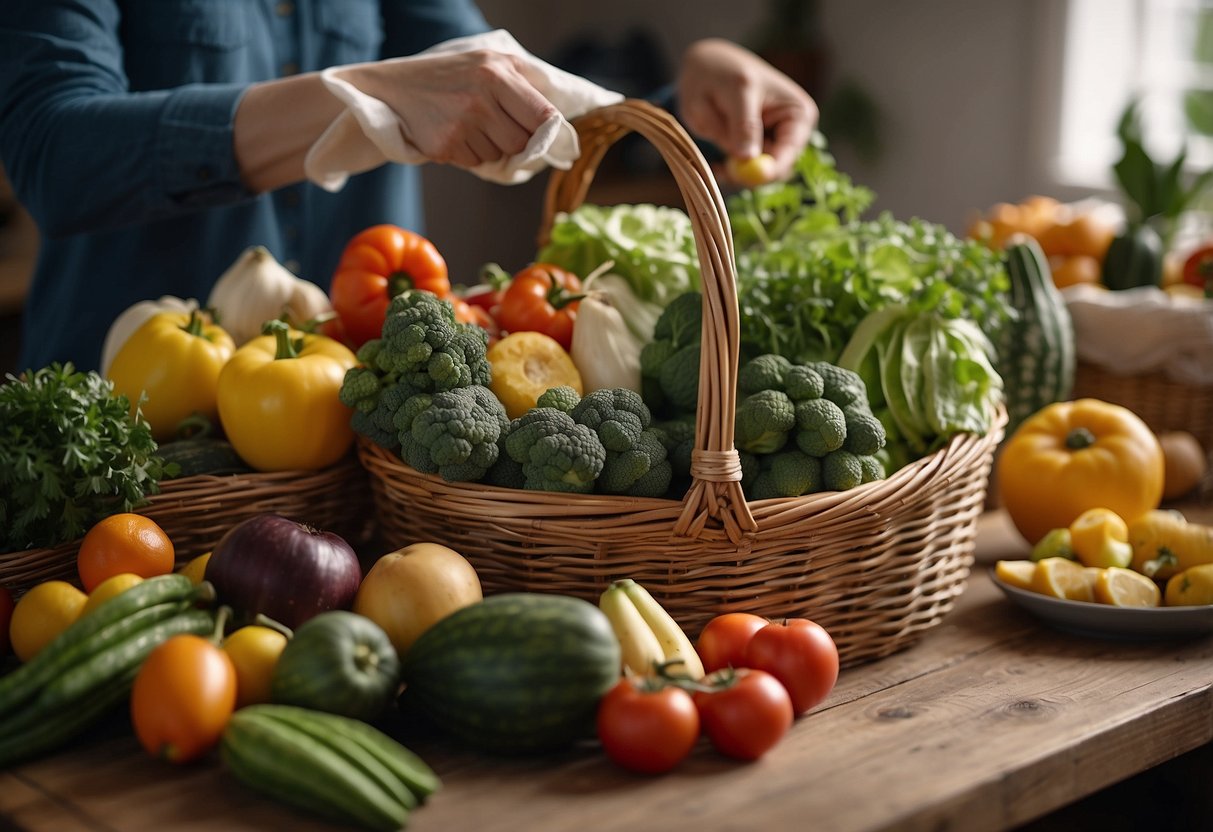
[3,509,1211,832]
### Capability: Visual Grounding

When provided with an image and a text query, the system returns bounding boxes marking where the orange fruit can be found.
[1049,255,1102,289]
[10,581,88,662]
[78,513,175,593]
[1094,567,1161,608]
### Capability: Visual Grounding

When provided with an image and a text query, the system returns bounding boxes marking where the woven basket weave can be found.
[359,99,1004,667]
[1071,362,1213,452]
[0,454,372,592]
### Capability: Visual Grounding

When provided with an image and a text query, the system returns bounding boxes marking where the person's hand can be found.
[344,50,558,169]
[676,38,818,184]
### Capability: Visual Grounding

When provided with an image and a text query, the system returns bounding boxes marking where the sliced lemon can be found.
[995,559,1037,590]
[1069,507,1132,569]
[1082,567,1105,595]
[1094,567,1161,608]
[1031,557,1095,602]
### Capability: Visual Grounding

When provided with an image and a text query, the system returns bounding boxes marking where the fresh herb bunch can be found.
[728,134,1012,364]
[0,363,169,552]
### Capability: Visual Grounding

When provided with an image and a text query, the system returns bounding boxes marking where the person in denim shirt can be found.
[0,2,816,372]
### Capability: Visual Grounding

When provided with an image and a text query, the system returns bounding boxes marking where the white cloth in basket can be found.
[1061,284,1213,386]
[304,30,624,191]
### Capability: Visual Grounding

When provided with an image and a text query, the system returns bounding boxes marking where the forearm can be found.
[233,72,347,194]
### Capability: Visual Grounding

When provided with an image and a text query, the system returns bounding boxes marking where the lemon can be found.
[995,560,1036,590]
[1031,557,1094,602]
[80,572,143,619]
[1093,567,1161,608]
[726,153,777,188]
[1069,507,1132,569]
[178,552,212,585]
[10,581,88,662]
[1164,564,1213,607]
[223,625,289,708]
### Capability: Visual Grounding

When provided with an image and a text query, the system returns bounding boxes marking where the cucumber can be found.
[157,437,252,478]
[995,237,1076,434]
[1102,224,1163,291]
[400,593,621,754]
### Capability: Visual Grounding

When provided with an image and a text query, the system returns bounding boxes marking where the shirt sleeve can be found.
[0,1,253,239]
[380,0,491,57]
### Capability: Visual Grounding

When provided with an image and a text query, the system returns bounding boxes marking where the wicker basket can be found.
[0,454,373,592]
[1071,362,1213,452]
[359,99,1005,667]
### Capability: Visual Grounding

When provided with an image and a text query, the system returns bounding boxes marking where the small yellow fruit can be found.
[1093,567,1161,608]
[1069,507,1133,569]
[179,552,212,585]
[80,573,143,619]
[1031,557,1095,602]
[994,560,1036,590]
[1030,528,1075,562]
[10,581,88,662]
[223,625,289,708]
[726,153,778,188]
[1164,564,1213,607]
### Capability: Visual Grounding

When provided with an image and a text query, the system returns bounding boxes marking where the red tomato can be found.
[743,618,839,716]
[130,634,237,763]
[596,678,700,775]
[0,586,14,654]
[693,668,793,761]
[494,263,583,350]
[329,224,451,348]
[462,285,505,312]
[450,296,501,344]
[1182,244,1213,294]
[696,612,769,673]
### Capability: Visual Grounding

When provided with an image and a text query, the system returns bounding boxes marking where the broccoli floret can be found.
[505,408,606,493]
[807,362,866,408]
[785,365,825,402]
[766,450,823,498]
[859,454,885,484]
[598,429,672,497]
[653,416,696,481]
[658,344,701,412]
[482,452,526,490]
[794,398,847,457]
[739,451,760,485]
[822,449,864,492]
[375,291,457,372]
[570,388,651,452]
[842,407,887,455]
[446,324,493,387]
[394,385,507,482]
[738,354,792,396]
[339,365,383,413]
[748,472,782,501]
[640,339,677,379]
[350,410,396,450]
[735,389,795,454]
[537,385,581,413]
[652,291,702,348]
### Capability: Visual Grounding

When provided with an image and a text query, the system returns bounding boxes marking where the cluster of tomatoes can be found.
[596,614,839,774]
[326,224,584,352]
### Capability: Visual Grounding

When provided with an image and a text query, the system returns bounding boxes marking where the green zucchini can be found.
[157,437,252,478]
[400,592,622,754]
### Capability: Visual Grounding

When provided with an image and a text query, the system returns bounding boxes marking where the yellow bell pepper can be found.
[106,309,235,442]
[997,398,1164,546]
[216,320,357,471]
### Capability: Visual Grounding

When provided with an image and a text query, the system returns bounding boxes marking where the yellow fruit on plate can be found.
[995,560,1036,590]
[10,581,88,662]
[81,573,143,619]
[1164,564,1213,607]
[1093,567,1161,608]
[487,331,583,419]
[1069,507,1133,569]
[179,552,212,585]
[1031,557,1095,602]
[223,625,289,708]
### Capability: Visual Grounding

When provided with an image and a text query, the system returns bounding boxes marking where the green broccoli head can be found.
[806,362,867,408]
[652,291,703,348]
[735,389,796,454]
[482,452,527,490]
[842,407,887,456]
[785,365,825,402]
[446,324,493,387]
[570,388,652,452]
[598,428,671,497]
[339,365,383,413]
[822,449,864,492]
[504,408,606,493]
[658,343,701,413]
[348,380,422,451]
[350,411,396,450]
[537,385,582,413]
[859,454,885,484]
[737,354,793,396]
[794,397,847,457]
[767,450,823,498]
[375,291,458,373]
[652,416,696,481]
[395,385,507,482]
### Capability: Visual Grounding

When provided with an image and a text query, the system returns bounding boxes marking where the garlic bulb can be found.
[100,295,198,376]
[207,246,333,345]
[571,291,644,393]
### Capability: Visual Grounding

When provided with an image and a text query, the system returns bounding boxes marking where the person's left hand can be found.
[677,38,818,184]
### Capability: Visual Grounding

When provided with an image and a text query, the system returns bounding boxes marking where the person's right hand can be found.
[343,50,558,169]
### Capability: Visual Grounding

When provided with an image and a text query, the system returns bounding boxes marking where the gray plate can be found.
[990,571,1213,640]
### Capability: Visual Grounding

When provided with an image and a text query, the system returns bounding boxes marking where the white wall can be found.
[422,0,1074,285]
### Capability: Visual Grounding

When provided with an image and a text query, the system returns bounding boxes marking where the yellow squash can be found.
[106,310,235,442]
[997,399,1164,546]
[216,320,357,471]
[1127,509,1213,580]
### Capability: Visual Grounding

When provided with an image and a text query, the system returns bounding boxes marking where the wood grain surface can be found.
[2,510,1211,832]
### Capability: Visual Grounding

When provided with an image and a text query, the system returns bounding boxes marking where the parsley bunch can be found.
[0,364,169,552]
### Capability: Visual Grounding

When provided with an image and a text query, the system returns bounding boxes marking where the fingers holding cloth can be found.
[304,29,624,190]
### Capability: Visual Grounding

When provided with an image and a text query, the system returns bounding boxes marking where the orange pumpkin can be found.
[997,399,1164,545]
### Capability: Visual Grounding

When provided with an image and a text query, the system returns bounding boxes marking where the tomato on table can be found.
[743,618,839,715]
[693,667,793,761]
[494,263,584,350]
[696,612,769,673]
[329,224,451,348]
[597,677,700,774]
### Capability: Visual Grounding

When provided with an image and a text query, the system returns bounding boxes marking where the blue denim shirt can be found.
[0,1,489,371]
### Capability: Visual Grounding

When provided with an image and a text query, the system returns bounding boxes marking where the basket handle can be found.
[538,100,756,542]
